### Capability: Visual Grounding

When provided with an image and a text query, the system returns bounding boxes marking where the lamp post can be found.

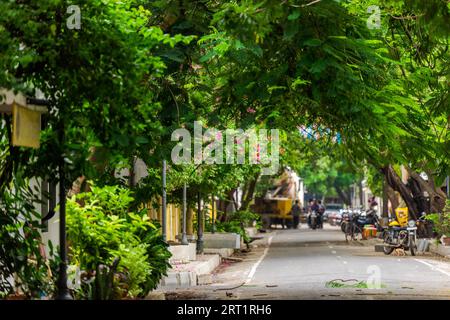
[162,160,167,242]
[211,194,216,234]
[55,110,72,300]
[181,183,188,245]
[197,192,204,254]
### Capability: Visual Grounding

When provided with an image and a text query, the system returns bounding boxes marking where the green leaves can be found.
[66,183,170,299]
[288,10,301,21]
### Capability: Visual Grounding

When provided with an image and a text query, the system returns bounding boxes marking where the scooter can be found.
[309,212,318,230]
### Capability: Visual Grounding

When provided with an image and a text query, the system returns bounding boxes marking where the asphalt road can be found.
[174,225,450,300]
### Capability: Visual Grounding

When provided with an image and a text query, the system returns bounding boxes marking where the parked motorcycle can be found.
[379,219,417,256]
[344,209,381,241]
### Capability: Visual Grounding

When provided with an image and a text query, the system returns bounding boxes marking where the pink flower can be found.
[246,107,256,113]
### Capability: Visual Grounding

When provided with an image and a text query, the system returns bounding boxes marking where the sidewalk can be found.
[429,241,450,259]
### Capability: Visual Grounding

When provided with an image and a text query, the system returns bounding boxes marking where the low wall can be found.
[168,242,196,263]
[203,232,241,249]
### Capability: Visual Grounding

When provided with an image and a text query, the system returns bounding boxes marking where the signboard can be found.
[12,102,42,148]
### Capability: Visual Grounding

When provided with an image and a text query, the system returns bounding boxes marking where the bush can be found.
[0,182,57,299]
[205,209,261,245]
[425,200,450,238]
[66,183,171,299]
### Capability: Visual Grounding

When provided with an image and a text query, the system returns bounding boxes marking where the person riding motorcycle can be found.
[316,200,325,229]
[307,199,315,228]
[308,199,320,229]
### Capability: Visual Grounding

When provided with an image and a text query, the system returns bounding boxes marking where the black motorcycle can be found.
[379,219,418,256]
[309,211,318,230]
[344,209,381,241]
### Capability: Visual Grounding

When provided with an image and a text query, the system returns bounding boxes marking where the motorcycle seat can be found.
[391,226,407,231]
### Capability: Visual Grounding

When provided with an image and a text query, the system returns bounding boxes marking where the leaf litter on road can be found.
[325,279,386,289]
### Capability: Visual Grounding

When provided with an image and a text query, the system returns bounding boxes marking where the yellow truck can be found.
[251,197,294,229]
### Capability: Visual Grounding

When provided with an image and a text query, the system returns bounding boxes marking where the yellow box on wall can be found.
[12,103,41,148]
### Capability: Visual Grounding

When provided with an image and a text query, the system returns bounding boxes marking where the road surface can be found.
[165,225,450,300]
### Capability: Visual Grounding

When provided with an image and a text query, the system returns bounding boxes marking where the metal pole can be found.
[56,123,72,300]
[197,192,203,254]
[162,160,167,242]
[211,194,215,234]
[181,183,188,245]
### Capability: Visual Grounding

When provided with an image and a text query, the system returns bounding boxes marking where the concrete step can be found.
[159,253,221,289]
[429,241,450,259]
[204,248,235,258]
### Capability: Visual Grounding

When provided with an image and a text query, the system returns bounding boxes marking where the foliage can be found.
[426,200,450,237]
[1,0,449,298]
[206,210,261,245]
[0,178,57,299]
[66,183,171,299]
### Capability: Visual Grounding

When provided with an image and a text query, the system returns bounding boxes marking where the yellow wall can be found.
[147,198,217,242]
[147,199,181,242]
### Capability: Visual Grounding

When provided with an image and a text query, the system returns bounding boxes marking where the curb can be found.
[159,253,221,289]
[429,242,450,259]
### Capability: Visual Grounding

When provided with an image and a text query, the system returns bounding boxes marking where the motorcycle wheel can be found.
[345,223,354,241]
[382,232,394,255]
[352,225,362,241]
[409,238,416,256]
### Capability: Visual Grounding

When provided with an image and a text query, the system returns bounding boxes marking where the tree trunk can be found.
[405,166,446,213]
[334,183,351,206]
[381,165,419,219]
[382,179,389,218]
[240,172,260,211]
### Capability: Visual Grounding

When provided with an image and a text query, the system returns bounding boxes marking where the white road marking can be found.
[245,235,274,284]
[343,261,348,264]
[331,250,337,254]
[414,259,450,277]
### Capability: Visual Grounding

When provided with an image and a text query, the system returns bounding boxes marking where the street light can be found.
[197,192,204,254]
[162,160,167,242]
[211,194,216,234]
[181,183,188,245]
[54,102,72,300]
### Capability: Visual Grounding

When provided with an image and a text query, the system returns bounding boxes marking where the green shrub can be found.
[0,182,57,299]
[205,209,261,245]
[425,200,450,237]
[66,183,171,299]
